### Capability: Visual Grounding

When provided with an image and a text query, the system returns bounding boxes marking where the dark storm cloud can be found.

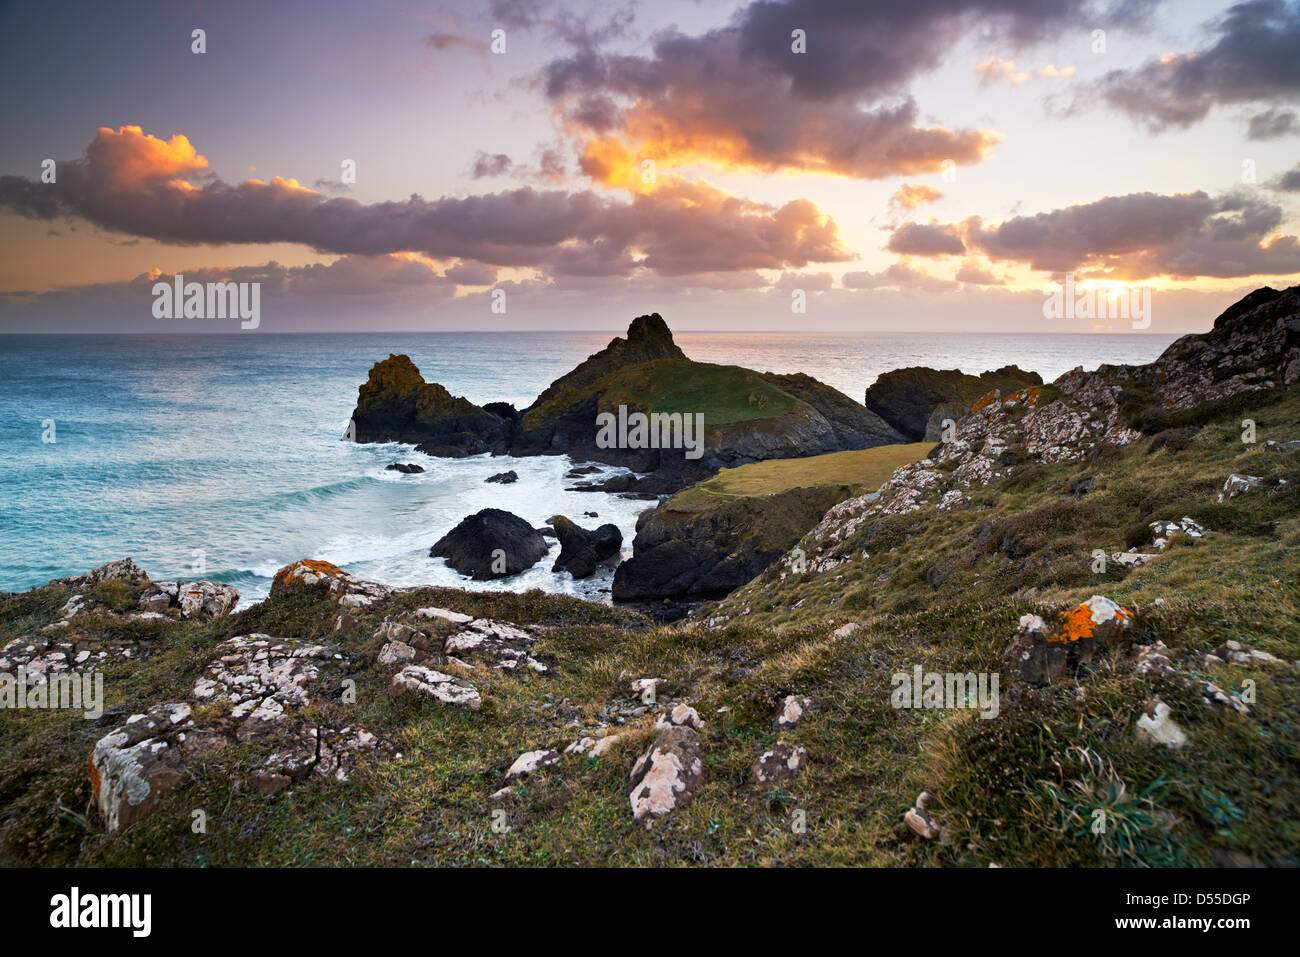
[541,0,1154,178]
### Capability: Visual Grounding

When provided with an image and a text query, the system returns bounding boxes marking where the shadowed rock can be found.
[549,515,622,579]
[430,509,549,579]
[865,365,1042,441]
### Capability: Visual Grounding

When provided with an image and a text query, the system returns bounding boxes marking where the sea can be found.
[0,331,1180,605]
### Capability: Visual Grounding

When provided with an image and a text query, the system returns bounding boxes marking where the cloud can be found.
[424,32,489,55]
[1247,106,1300,139]
[843,261,958,292]
[941,189,1300,279]
[974,56,1076,86]
[0,126,852,278]
[538,0,1163,180]
[1273,163,1300,191]
[1077,0,1300,133]
[887,221,966,256]
[955,260,1006,285]
[471,152,513,178]
[889,183,945,212]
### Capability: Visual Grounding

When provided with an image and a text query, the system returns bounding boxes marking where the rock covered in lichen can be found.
[628,725,705,828]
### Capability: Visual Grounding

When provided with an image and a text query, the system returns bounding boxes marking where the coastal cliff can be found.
[348,313,904,488]
[2,286,1298,867]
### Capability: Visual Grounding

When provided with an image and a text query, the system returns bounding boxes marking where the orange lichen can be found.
[1045,600,1133,643]
[970,390,1001,413]
[87,754,100,798]
[272,559,347,593]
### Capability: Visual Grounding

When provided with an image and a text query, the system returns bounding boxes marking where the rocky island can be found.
[1,286,1298,867]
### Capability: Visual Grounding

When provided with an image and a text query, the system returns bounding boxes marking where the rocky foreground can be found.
[1,286,1298,866]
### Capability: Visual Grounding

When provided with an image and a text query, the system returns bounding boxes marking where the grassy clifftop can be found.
[522,358,803,433]
[668,442,933,512]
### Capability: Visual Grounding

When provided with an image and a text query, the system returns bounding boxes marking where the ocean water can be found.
[0,331,1179,604]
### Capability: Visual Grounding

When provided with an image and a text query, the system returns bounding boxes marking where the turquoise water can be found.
[0,331,1178,603]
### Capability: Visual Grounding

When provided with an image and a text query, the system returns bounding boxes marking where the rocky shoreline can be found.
[3,286,1298,865]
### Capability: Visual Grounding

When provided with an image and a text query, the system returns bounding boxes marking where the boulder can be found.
[389,665,482,708]
[53,557,151,590]
[506,749,562,779]
[135,579,239,618]
[1005,596,1135,685]
[429,509,549,579]
[386,462,425,474]
[484,470,518,484]
[549,515,622,579]
[752,742,807,786]
[175,580,239,618]
[628,725,705,829]
[775,695,814,731]
[271,559,393,607]
[1135,701,1189,749]
[90,703,196,832]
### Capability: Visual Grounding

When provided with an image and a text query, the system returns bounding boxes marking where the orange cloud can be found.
[890,183,946,212]
[86,125,209,189]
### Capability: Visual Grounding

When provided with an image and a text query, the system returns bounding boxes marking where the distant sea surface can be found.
[0,331,1179,603]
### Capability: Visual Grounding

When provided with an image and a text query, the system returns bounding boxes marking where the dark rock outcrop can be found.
[549,515,623,579]
[758,371,904,448]
[386,462,425,474]
[348,314,910,495]
[485,470,518,484]
[864,365,1042,441]
[350,354,513,456]
[612,484,853,601]
[429,509,549,580]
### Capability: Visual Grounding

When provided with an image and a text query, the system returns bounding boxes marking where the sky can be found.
[0,0,1298,333]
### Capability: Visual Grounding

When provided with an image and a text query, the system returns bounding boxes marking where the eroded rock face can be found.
[271,559,393,608]
[760,286,1300,589]
[429,509,549,580]
[89,631,385,831]
[193,635,338,741]
[864,365,1042,441]
[350,353,513,455]
[613,483,854,601]
[628,725,705,829]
